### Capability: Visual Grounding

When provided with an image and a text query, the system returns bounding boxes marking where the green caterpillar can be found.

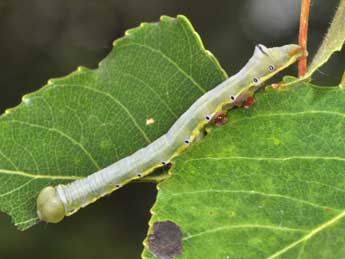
[37,43,303,224]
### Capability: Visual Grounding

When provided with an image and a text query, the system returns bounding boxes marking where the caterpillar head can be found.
[249,44,303,85]
[270,44,304,68]
[255,44,304,72]
[36,186,65,223]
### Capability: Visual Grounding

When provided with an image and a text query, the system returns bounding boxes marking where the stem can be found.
[298,0,311,77]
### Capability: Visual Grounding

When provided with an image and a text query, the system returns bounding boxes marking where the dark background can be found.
[0,1,343,258]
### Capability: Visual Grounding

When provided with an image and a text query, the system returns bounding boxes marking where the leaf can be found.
[0,15,227,230]
[307,0,345,77]
[143,79,345,259]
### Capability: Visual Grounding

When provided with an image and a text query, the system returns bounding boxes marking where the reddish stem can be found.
[298,0,311,77]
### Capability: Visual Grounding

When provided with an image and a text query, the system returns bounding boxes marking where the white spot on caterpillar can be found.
[146,117,155,125]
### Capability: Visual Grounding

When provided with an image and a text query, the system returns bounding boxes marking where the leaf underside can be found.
[308,0,345,77]
[142,80,345,259]
[0,15,227,230]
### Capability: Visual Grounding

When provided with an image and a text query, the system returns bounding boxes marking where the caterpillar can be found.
[36,43,303,223]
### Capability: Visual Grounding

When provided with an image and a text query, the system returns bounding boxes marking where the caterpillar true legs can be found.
[36,44,303,223]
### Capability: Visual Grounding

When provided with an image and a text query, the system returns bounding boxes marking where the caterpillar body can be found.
[36,44,303,223]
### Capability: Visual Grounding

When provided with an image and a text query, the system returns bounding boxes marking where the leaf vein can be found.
[0,168,81,180]
[186,155,345,163]
[0,150,18,170]
[183,224,307,241]
[0,179,35,198]
[119,43,206,93]
[6,119,101,170]
[172,189,338,211]
[179,19,193,74]
[231,110,345,125]
[59,83,152,144]
[267,210,345,258]
[15,217,38,227]
[116,70,178,118]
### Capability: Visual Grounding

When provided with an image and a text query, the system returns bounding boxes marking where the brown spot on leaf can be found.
[148,221,183,259]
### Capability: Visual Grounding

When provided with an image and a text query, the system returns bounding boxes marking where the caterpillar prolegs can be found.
[36,43,303,223]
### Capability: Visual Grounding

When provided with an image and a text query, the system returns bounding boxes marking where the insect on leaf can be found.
[0,15,227,230]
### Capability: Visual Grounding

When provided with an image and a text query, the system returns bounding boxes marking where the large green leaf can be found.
[0,15,227,230]
[143,79,345,259]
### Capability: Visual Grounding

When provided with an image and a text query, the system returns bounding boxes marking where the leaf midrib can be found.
[0,168,81,180]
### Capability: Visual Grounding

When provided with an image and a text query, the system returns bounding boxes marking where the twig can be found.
[298,0,311,77]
